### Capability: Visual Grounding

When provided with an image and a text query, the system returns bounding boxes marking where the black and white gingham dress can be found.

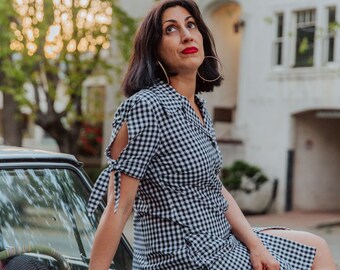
[88,80,316,269]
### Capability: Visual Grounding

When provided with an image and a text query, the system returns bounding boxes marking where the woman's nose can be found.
[181,28,193,42]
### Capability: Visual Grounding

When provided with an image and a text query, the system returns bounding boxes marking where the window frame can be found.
[323,6,337,65]
[273,12,285,67]
[84,84,106,123]
[0,161,133,269]
[293,9,317,68]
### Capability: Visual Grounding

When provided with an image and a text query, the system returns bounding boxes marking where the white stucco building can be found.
[2,0,339,213]
[205,0,340,213]
[117,0,340,213]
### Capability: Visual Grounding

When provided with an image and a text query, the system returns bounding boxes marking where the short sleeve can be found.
[117,98,161,179]
[87,97,161,215]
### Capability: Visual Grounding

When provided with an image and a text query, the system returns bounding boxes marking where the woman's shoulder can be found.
[124,88,161,112]
[125,80,175,108]
[116,82,163,116]
[131,87,160,104]
[117,80,182,117]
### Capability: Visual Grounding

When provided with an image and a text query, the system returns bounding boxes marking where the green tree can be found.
[0,0,136,154]
[0,1,28,146]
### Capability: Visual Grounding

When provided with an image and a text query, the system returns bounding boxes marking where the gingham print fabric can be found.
[87,95,161,214]
[87,80,316,269]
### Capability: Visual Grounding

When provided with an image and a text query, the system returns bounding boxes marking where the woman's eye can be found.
[187,22,196,29]
[165,25,177,34]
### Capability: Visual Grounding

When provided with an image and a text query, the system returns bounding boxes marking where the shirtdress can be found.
[88,80,316,269]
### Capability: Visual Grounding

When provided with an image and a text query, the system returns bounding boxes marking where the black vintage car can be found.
[0,145,132,270]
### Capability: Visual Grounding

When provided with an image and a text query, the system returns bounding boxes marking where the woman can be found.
[88,0,336,269]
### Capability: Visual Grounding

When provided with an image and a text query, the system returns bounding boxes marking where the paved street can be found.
[124,211,340,269]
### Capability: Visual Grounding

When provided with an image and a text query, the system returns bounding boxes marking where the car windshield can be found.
[0,166,132,269]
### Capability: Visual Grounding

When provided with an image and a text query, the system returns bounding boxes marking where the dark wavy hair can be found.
[121,0,223,97]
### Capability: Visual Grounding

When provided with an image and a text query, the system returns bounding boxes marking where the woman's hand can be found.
[249,243,280,270]
[221,186,280,269]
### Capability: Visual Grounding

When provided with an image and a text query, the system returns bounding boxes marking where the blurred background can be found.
[1,0,340,214]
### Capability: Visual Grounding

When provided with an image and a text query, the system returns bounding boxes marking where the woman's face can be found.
[158,6,204,76]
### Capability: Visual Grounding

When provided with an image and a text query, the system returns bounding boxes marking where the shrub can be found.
[220,160,268,193]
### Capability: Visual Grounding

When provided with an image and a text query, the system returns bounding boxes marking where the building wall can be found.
[110,0,340,212]
[218,0,340,211]
[293,111,340,211]
[5,0,337,212]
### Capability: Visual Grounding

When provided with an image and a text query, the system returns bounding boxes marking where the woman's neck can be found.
[169,73,196,103]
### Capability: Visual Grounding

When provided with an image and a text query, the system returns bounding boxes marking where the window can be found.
[0,167,132,269]
[0,109,2,138]
[0,168,96,258]
[85,85,106,123]
[294,9,316,67]
[274,13,284,66]
[80,85,106,157]
[324,7,337,63]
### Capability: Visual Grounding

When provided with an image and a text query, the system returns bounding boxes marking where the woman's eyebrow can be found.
[162,16,194,25]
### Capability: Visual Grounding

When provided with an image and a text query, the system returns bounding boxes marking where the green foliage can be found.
[112,5,138,63]
[263,16,273,25]
[0,0,137,154]
[0,2,27,104]
[298,37,309,55]
[328,22,340,33]
[220,160,269,194]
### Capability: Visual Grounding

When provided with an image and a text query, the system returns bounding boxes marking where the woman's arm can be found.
[221,186,280,270]
[89,122,139,270]
[222,186,261,249]
[89,173,139,270]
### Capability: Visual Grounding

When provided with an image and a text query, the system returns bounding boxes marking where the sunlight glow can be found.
[10,0,112,58]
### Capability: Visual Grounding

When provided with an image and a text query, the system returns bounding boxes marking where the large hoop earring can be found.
[197,56,222,83]
[157,60,169,84]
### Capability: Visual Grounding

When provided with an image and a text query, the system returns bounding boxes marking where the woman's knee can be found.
[297,231,327,247]
[300,232,336,269]
[261,229,325,248]
[261,229,336,269]
[307,232,328,249]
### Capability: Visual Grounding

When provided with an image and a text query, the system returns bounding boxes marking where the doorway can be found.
[292,110,340,211]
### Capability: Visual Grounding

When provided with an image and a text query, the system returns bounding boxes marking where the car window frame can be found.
[0,160,133,269]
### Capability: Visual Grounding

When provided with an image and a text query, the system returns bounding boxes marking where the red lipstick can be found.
[182,46,198,54]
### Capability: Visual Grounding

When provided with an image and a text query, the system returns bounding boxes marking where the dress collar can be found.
[151,80,206,115]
